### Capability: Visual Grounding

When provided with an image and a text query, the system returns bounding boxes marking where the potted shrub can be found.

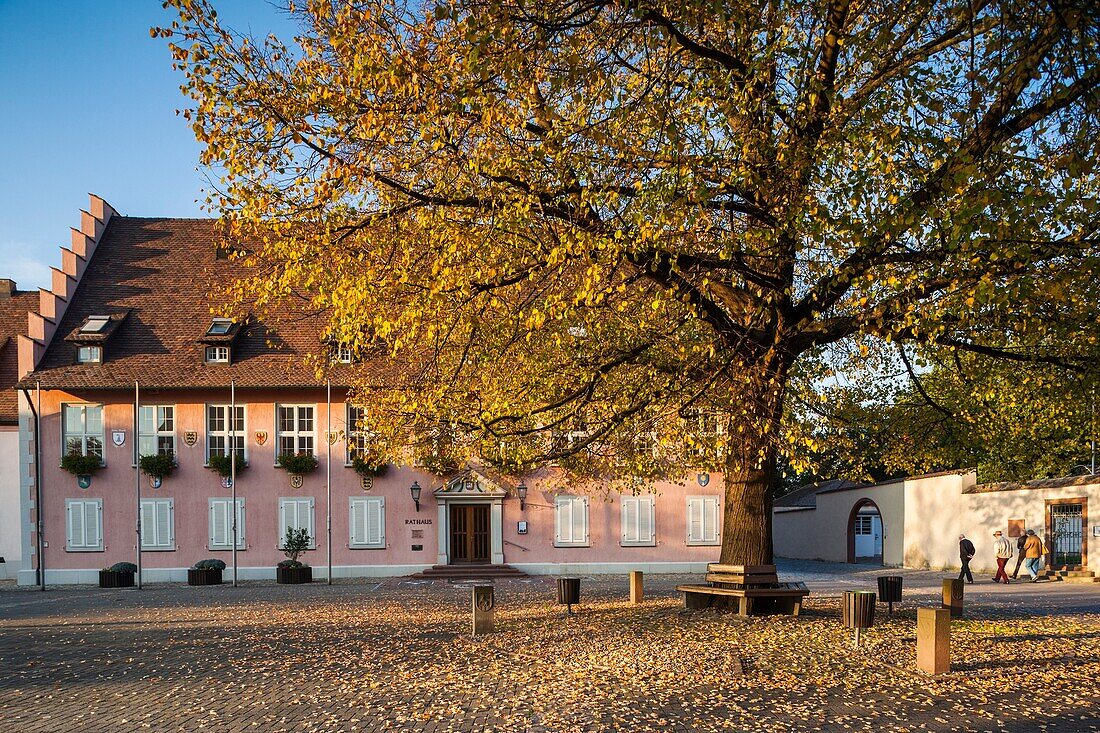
[99,561,136,588]
[276,451,318,488]
[188,558,226,586]
[61,449,103,487]
[207,452,247,479]
[276,527,313,584]
[139,452,176,488]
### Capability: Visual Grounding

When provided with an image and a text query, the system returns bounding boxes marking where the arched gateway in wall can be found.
[847,498,884,564]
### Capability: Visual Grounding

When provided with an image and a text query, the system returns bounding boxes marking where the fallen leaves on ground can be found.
[0,578,1096,732]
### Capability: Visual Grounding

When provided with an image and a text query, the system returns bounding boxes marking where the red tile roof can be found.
[22,217,352,390]
[0,288,38,422]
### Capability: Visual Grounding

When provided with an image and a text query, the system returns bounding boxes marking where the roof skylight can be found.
[206,318,233,336]
[80,316,110,333]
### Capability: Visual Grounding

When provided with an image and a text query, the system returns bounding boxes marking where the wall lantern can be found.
[516,482,528,511]
[410,481,422,512]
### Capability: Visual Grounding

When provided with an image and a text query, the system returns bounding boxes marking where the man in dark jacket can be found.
[958,534,976,583]
[1011,532,1028,579]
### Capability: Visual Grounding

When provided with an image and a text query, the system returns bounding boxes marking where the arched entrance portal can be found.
[847,499,883,565]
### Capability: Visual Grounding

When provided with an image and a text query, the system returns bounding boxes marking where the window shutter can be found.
[306,499,315,544]
[366,497,384,548]
[157,500,173,548]
[235,499,245,547]
[555,498,571,543]
[86,501,101,550]
[210,500,223,547]
[622,498,639,543]
[140,501,153,548]
[350,499,366,547]
[279,499,291,547]
[703,497,719,543]
[67,501,78,548]
[572,498,587,545]
[639,497,654,545]
[687,498,702,543]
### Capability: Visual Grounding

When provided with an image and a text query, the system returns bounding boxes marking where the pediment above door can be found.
[433,468,509,499]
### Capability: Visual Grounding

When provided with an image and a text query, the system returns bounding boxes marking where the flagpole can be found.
[135,381,142,590]
[326,379,332,585]
[231,379,238,587]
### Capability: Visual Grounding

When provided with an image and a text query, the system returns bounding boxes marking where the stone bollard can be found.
[472,584,495,635]
[629,570,644,604]
[916,607,951,675]
[941,578,964,618]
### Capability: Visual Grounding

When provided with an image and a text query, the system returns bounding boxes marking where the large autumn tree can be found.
[161,0,1100,564]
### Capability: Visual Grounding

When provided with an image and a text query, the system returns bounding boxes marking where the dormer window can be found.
[198,318,241,361]
[205,345,230,364]
[206,318,234,336]
[80,316,111,334]
[336,345,353,364]
[77,345,103,364]
[66,312,127,363]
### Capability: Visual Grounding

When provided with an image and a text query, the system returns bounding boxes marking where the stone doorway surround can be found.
[433,469,507,566]
[1045,497,1088,569]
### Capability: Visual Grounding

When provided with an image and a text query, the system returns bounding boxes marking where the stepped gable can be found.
[20,195,355,390]
[0,281,40,423]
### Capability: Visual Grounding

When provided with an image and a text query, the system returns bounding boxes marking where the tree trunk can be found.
[718,362,787,566]
[720,443,777,566]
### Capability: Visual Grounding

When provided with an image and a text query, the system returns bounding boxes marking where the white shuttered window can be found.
[621,496,656,546]
[687,496,721,545]
[349,496,386,549]
[209,498,246,550]
[554,495,589,547]
[66,499,103,551]
[279,497,316,549]
[140,498,175,550]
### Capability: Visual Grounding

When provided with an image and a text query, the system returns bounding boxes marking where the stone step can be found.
[1061,575,1100,584]
[408,564,528,580]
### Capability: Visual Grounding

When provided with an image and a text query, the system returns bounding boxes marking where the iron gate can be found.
[1050,503,1084,567]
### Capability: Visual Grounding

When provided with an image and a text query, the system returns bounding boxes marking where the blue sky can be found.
[0,1,295,292]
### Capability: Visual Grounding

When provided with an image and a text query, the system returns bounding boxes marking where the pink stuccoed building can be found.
[12,196,724,584]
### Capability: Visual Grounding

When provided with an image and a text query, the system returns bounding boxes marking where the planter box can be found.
[187,568,224,586]
[99,570,135,588]
[276,565,313,584]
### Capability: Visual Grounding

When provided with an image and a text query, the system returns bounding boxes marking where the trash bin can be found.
[557,576,580,614]
[842,590,876,647]
[877,575,903,615]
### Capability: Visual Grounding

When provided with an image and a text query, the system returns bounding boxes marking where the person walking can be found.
[958,534,976,583]
[1010,532,1028,579]
[1022,529,1045,582]
[992,530,1013,583]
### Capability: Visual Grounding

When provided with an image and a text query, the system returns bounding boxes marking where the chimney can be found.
[0,279,14,298]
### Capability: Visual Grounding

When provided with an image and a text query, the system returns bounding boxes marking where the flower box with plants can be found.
[351,452,389,478]
[276,451,318,487]
[61,449,103,486]
[276,527,313,584]
[99,562,136,588]
[206,452,247,478]
[188,558,226,586]
[139,452,176,488]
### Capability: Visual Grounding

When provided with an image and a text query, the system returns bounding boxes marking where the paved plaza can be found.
[0,560,1097,732]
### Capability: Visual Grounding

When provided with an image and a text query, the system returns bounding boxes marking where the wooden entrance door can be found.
[450,505,490,564]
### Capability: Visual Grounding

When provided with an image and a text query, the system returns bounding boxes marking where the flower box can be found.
[98,570,135,588]
[187,568,224,586]
[276,565,313,584]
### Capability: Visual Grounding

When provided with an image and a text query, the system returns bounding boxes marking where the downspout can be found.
[20,383,44,591]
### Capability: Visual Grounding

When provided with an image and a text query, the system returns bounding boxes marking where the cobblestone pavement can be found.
[0,563,1097,732]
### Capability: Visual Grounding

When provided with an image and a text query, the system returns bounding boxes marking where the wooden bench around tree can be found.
[676,564,810,617]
